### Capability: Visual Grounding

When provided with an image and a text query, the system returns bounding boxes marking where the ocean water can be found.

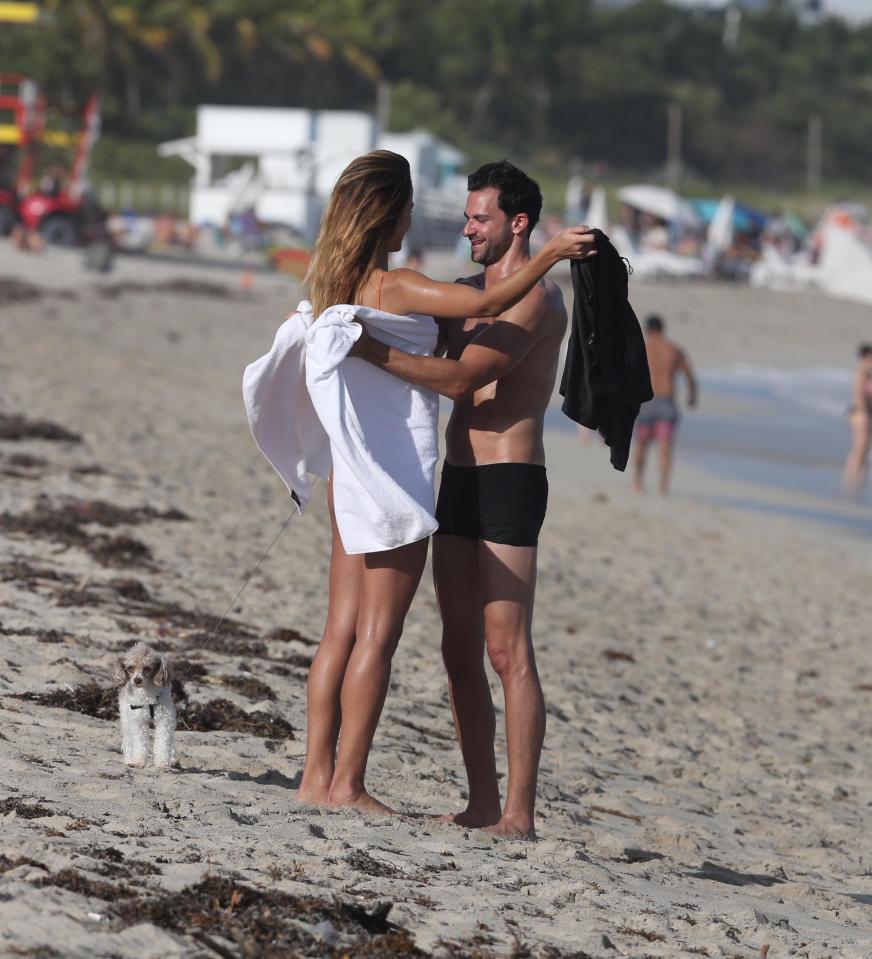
[547,364,872,532]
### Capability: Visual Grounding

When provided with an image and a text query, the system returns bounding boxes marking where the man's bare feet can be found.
[434,807,501,828]
[327,789,398,817]
[482,817,536,840]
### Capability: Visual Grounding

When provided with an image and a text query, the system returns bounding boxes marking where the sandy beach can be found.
[1,243,871,958]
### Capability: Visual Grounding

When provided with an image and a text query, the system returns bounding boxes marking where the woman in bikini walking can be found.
[843,342,872,498]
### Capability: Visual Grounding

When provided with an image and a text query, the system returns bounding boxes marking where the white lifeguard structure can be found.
[159,106,466,244]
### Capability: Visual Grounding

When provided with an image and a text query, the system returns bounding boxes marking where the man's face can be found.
[463,188,516,265]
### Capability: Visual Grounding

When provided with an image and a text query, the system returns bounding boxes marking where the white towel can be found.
[242,303,330,514]
[243,300,439,555]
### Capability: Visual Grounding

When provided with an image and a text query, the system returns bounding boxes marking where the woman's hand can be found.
[542,226,598,265]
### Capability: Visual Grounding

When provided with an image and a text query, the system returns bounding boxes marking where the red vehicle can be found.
[0,74,101,245]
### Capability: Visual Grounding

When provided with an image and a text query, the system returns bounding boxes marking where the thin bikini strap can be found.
[376,271,385,312]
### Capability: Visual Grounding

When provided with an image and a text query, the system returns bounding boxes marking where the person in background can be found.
[633,314,697,495]
[843,342,872,498]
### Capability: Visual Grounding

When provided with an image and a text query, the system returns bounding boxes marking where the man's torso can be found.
[442,274,567,466]
[645,336,683,399]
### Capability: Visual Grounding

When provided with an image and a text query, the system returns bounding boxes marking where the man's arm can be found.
[351,287,548,402]
[678,349,698,407]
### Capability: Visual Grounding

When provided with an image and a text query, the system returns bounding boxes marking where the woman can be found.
[297,150,594,814]
[843,342,872,498]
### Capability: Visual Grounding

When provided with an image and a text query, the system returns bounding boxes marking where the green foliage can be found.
[1,0,870,188]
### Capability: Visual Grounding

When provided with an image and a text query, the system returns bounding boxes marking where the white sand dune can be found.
[1,244,871,958]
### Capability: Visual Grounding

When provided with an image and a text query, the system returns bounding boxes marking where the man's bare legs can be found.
[657,435,674,496]
[479,540,544,839]
[297,480,362,804]
[434,535,501,827]
[327,536,429,815]
[633,434,673,495]
[632,436,648,492]
[436,535,543,837]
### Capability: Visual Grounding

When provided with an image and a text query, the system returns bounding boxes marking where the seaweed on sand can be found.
[345,849,406,880]
[0,560,75,588]
[0,500,152,568]
[83,845,161,878]
[14,682,119,720]
[0,497,187,569]
[36,868,136,899]
[0,451,49,478]
[214,675,276,701]
[268,626,319,647]
[112,875,423,958]
[97,279,235,300]
[180,699,293,738]
[0,853,45,873]
[0,413,81,442]
[0,278,49,305]
[185,630,268,658]
[0,797,55,819]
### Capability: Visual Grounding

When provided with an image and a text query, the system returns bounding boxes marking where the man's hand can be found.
[347,323,384,363]
[542,226,598,265]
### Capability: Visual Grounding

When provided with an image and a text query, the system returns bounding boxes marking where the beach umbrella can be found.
[617,184,700,227]
[707,195,734,252]
[690,198,767,234]
[586,186,608,231]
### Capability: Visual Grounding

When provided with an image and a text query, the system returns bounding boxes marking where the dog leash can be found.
[180,510,296,677]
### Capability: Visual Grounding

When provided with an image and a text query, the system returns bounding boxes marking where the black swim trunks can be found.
[434,462,548,547]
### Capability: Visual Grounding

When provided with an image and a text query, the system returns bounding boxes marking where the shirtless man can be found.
[351,160,581,838]
[633,314,697,495]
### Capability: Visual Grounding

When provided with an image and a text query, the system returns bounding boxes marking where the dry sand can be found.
[1,244,871,958]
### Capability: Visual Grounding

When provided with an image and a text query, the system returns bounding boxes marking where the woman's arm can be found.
[382,227,596,319]
[351,288,547,401]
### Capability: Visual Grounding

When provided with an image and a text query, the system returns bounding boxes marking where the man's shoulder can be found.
[497,282,563,337]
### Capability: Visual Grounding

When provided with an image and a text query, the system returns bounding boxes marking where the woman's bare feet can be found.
[482,817,536,840]
[295,772,332,806]
[327,788,398,817]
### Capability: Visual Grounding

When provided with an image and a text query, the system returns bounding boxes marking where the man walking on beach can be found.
[633,314,697,495]
[351,161,577,838]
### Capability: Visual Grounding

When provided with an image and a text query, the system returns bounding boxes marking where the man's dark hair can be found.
[467,160,542,234]
[645,315,665,333]
[858,342,872,358]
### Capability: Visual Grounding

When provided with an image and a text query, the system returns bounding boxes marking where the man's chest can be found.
[443,316,492,360]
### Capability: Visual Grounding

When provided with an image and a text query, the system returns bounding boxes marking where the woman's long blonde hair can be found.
[305,150,412,315]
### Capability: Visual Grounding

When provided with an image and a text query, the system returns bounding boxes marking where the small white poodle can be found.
[114,641,176,769]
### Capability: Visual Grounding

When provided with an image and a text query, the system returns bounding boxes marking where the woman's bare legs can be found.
[844,411,871,497]
[327,537,429,814]
[297,479,363,804]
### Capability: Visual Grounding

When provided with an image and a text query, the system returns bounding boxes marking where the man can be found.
[351,160,576,838]
[633,314,697,495]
